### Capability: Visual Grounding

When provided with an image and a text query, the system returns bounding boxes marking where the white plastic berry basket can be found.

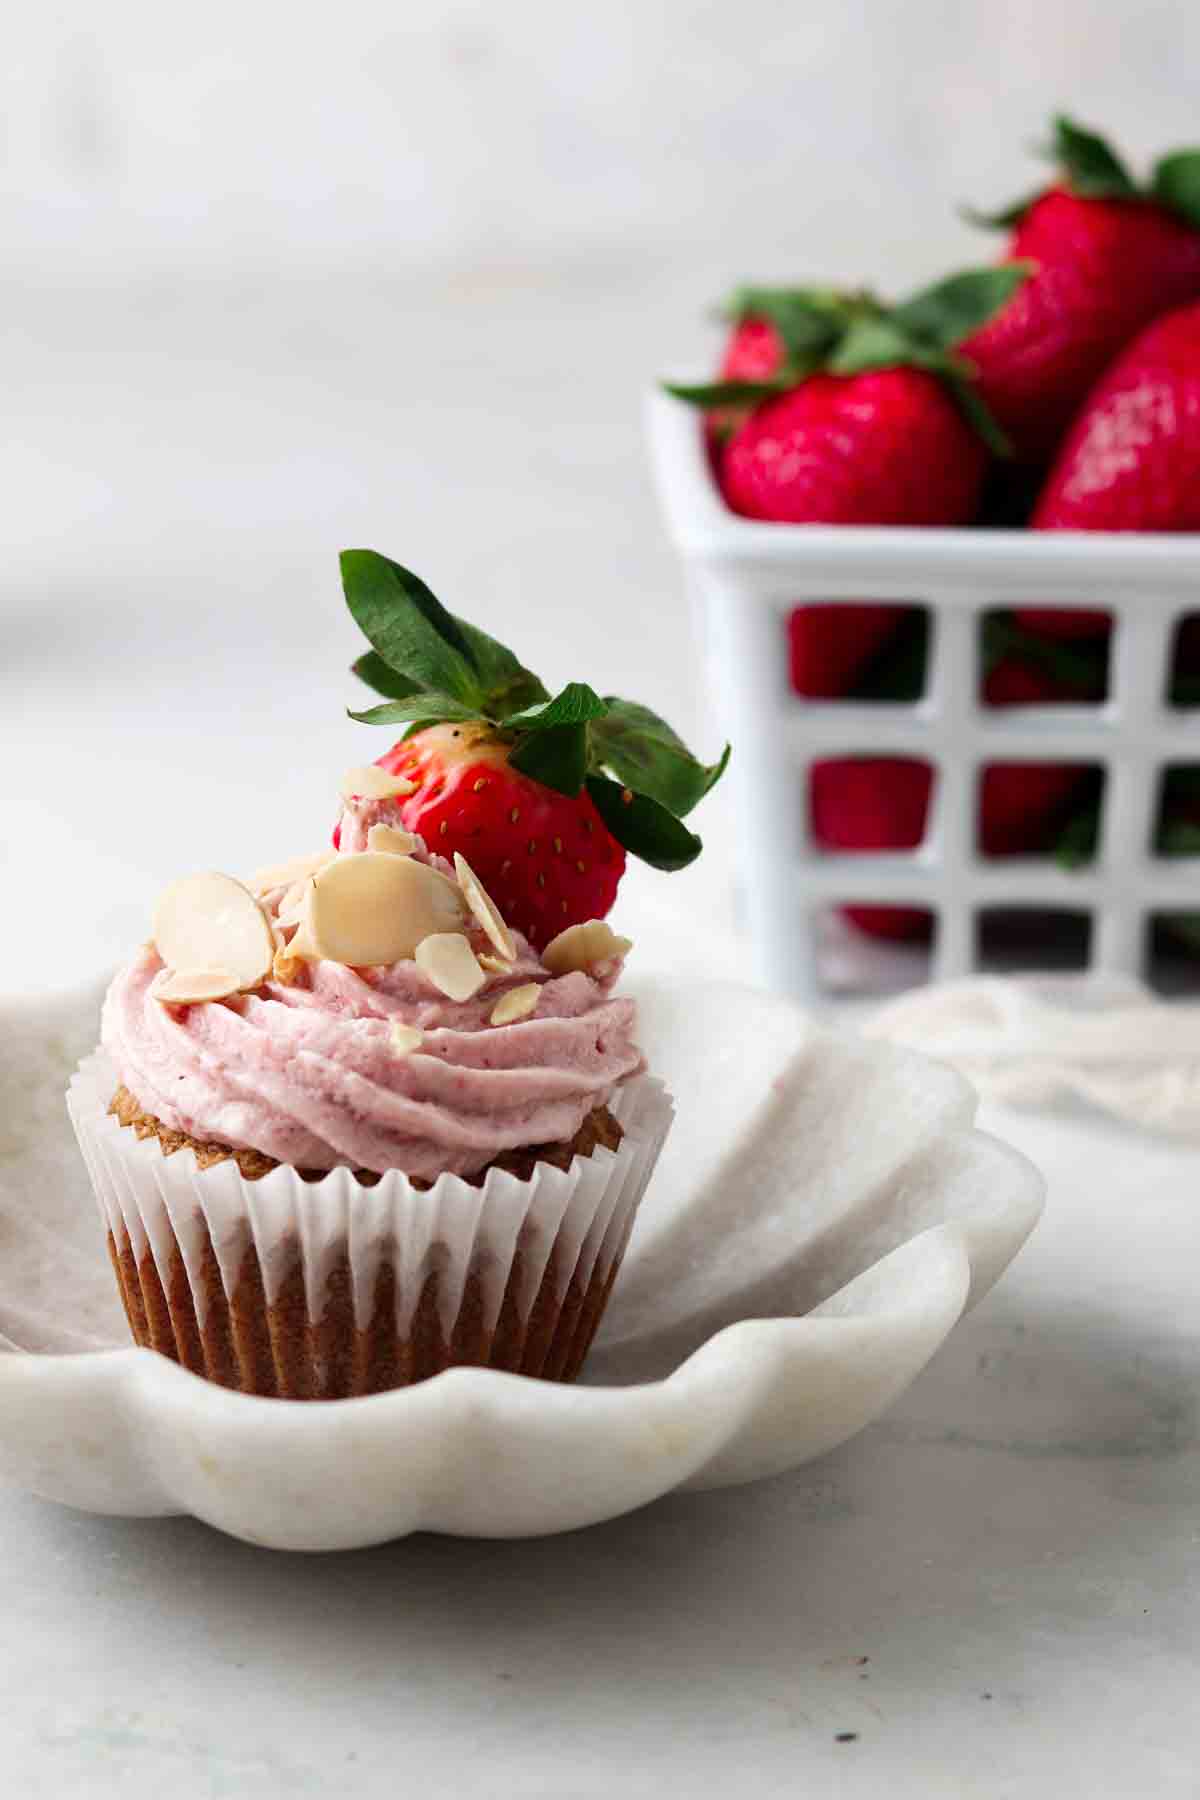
[647,387,1200,1002]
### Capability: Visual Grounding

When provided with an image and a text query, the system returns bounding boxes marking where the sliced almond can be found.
[271,938,310,984]
[390,1021,424,1055]
[478,952,512,975]
[152,872,275,991]
[490,982,540,1026]
[152,967,241,1006]
[284,918,319,962]
[247,849,335,895]
[340,766,417,803]
[367,823,418,856]
[542,919,632,976]
[414,933,486,1001]
[308,853,465,967]
[453,851,516,961]
[275,878,311,925]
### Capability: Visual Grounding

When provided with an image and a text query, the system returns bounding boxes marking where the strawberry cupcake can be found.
[67,550,728,1399]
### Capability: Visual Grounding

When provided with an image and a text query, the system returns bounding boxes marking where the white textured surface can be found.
[3,979,1199,1793]
[0,977,1039,1546]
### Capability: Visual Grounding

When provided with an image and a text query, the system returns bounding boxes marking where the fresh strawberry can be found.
[961,116,1200,466]
[720,314,785,385]
[374,725,625,946]
[676,273,1023,696]
[1031,300,1200,532]
[668,266,1027,528]
[722,369,987,527]
[338,550,728,947]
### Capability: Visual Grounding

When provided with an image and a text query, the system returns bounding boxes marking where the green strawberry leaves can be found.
[666,266,1027,455]
[826,314,914,375]
[509,723,592,797]
[346,693,481,729]
[455,620,549,717]
[586,778,703,872]
[1048,115,1137,199]
[503,682,608,731]
[592,700,730,817]
[341,550,548,717]
[341,549,727,872]
[961,189,1046,231]
[350,651,424,700]
[663,378,788,408]
[891,265,1032,350]
[967,114,1200,231]
[341,550,481,706]
[1152,150,1200,230]
[725,286,846,363]
[503,684,610,795]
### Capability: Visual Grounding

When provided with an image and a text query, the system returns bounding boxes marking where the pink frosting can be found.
[101,820,642,1179]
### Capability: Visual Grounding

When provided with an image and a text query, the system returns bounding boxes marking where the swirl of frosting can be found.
[102,819,642,1179]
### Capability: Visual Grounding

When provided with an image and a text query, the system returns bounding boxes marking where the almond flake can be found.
[414,933,486,1001]
[490,982,540,1026]
[453,851,516,961]
[284,919,319,962]
[478,952,511,975]
[152,871,275,991]
[152,967,241,1006]
[308,853,464,966]
[390,1021,424,1055]
[542,919,632,976]
[275,879,311,925]
[340,766,417,803]
[367,823,418,856]
[247,850,335,895]
[271,939,309,984]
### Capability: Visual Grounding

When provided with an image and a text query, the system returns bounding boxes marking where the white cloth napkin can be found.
[867,973,1200,1139]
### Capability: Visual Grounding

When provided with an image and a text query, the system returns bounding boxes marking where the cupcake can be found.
[67,549,728,1398]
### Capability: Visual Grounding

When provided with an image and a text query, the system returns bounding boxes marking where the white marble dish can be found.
[0,976,1042,1550]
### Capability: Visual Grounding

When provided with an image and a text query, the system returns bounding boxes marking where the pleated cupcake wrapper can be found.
[67,1051,673,1390]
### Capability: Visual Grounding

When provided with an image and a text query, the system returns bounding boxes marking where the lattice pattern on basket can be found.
[647,388,1200,1000]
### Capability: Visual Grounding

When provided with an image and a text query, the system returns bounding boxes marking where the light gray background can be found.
[7,2,1199,286]
[3,7,1198,1794]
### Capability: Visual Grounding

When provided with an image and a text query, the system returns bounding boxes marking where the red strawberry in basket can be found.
[960,115,1200,471]
[338,551,728,947]
[1031,300,1200,533]
[722,369,986,528]
[674,269,1025,696]
[676,268,1026,525]
[719,312,786,385]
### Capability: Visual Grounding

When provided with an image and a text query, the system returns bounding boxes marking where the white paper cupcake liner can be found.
[66,1050,673,1398]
